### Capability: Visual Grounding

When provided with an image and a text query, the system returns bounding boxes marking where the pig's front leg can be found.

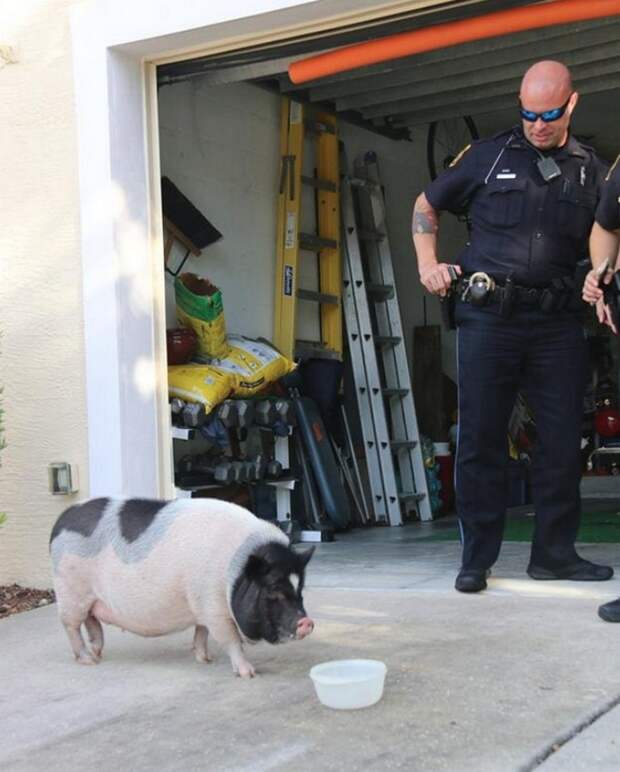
[192,625,213,663]
[209,618,255,678]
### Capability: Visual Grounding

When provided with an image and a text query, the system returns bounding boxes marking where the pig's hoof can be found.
[194,651,213,664]
[76,652,99,666]
[236,661,256,678]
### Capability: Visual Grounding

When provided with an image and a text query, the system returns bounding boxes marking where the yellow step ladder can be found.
[274,97,342,360]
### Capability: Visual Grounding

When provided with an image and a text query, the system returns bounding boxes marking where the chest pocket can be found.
[476,178,527,228]
[557,182,597,238]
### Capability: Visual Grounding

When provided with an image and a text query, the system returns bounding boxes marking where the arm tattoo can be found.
[413,208,438,235]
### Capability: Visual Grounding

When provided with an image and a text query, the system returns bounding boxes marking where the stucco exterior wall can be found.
[0,0,88,587]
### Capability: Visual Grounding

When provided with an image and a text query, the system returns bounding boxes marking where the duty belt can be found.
[455,272,577,316]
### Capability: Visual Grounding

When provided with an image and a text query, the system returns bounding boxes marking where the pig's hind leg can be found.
[55,580,100,665]
[60,612,100,665]
[192,625,213,663]
[84,614,104,660]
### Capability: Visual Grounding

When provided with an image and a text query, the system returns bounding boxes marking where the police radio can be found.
[537,156,562,183]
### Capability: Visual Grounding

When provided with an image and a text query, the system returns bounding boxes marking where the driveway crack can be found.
[521,692,620,770]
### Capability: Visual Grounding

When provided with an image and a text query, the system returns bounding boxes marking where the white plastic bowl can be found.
[309,659,387,710]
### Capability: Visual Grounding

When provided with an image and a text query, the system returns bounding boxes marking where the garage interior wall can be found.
[158,78,465,379]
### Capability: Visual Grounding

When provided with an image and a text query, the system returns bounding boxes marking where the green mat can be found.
[422,510,620,544]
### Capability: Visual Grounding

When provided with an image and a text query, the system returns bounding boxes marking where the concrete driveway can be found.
[2,525,620,771]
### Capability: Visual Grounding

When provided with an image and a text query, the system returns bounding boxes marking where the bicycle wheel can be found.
[427,116,479,181]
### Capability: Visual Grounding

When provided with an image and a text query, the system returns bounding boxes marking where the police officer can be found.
[412,60,613,593]
[582,155,620,331]
[582,154,620,621]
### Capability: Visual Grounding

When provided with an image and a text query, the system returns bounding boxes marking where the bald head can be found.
[520,61,573,105]
[519,61,577,150]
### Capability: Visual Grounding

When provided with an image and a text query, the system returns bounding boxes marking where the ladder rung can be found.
[297,289,340,305]
[299,233,339,251]
[382,388,409,398]
[391,440,417,452]
[399,491,426,501]
[358,229,385,242]
[367,283,394,300]
[302,175,337,193]
[374,335,401,349]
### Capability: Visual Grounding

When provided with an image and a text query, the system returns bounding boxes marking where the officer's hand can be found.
[596,297,618,335]
[419,263,461,297]
[582,265,612,304]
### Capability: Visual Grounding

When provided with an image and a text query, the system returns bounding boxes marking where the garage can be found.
[152,0,620,540]
[6,2,620,765]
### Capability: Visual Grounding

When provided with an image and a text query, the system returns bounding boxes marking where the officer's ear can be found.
[567,91,579,117]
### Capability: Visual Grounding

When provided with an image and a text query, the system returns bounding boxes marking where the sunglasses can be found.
[519,94,572,123]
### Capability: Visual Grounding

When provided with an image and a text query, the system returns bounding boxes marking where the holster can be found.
[440,291,456,330]
[499,274,515,318]
[539,276,575,312]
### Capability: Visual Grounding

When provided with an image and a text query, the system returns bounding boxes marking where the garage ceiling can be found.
[158,3,620,156]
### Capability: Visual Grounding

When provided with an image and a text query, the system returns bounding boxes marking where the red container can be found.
[166,327,198,365]
[595,407,620,438]
[434,443,455,513]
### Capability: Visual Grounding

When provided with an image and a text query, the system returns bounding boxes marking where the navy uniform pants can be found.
[455,301,588,571]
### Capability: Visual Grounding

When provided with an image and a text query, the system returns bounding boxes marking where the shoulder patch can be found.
[605,154,620,182]
[50,498,109,545]
[449,144,471,168]
[448,143,471,169]
[118,498,168,543]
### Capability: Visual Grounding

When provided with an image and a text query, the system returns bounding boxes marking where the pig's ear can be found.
[244,554,270,583]
[298,547,315,569]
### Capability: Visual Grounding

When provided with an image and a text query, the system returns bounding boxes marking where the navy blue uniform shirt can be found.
[595,156,620,231]
[424,127,608,287]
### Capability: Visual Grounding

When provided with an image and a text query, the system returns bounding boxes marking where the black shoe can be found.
[598,598,620,622]
[527,559,614,582]
[455,568,488,593]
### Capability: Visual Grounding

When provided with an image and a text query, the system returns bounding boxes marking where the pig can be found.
[49,497,314,677]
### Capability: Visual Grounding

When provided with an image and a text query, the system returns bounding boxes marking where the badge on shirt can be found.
[580,166,586,186]
[496,169,516,179]
[449,144,471,168]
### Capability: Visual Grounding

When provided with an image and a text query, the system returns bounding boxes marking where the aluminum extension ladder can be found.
[341,151,432,525]
[273,97,342,361]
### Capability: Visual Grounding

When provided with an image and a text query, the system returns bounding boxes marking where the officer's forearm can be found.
[412,193,440,275]
[589,222,620,271]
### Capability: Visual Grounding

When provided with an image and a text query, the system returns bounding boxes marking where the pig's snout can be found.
[296,616,314,639]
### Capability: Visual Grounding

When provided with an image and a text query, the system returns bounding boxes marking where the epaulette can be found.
[605,154,620,182]
[491,127,517,141]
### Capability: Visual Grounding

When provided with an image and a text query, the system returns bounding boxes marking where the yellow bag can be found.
[196,335,295,397]
[167,364,232,414]
[175,273,229,359]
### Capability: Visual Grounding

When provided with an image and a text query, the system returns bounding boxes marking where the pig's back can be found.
[50,498,287,634]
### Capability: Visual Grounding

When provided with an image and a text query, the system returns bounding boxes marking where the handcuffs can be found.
[460,271,496,307]
[440,268,498,329]
[441,268,517,328]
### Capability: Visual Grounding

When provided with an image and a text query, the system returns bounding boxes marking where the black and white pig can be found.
[49,497,314,677]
